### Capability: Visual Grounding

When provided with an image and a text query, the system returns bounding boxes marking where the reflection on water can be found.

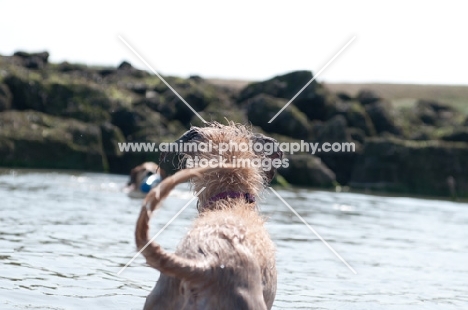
[1,169,467,309]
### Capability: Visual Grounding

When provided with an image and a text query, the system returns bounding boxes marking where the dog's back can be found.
[137,168,276,310]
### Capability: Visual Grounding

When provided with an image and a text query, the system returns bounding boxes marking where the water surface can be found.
[1,169,467,309]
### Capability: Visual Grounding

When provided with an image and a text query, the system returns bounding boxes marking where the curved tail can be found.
[135,167,212,281]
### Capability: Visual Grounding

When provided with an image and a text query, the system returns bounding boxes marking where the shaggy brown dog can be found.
[135,123,282,310]
[124,162,167,197]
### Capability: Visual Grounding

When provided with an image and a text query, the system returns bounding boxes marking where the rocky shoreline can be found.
[1,51,467,198]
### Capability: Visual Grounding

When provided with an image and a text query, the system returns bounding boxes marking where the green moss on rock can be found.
[0,111,107,171]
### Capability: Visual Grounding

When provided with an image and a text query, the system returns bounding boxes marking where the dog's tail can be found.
[135,167,214,282]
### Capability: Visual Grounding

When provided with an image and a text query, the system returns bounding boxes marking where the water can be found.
[1,169,467,309]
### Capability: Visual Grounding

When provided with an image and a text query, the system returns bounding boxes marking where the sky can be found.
[1,0,467,85]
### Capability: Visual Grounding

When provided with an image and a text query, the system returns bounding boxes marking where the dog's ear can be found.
[251,133,283,183]
[128,165,142,185]
[159,127,202,175]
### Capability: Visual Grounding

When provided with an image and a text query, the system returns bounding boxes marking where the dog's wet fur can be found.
[135,122,282,310]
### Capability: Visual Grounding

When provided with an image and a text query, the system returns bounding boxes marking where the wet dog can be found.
[124,162,167,198]
[135,122,282,310]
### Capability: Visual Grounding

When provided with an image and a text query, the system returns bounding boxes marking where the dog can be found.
[124,162,167,198]
[135,122,283,309]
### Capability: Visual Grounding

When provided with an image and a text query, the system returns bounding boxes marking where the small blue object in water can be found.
[140,174,162,193]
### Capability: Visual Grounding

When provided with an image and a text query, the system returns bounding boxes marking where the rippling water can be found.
[1,169,467,309]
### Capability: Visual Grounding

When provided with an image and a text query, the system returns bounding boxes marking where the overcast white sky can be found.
[1,0,467,84]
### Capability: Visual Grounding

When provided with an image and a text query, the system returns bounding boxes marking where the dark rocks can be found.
[111,105,185,142]
[313,115,350,143]
[13,51,49,69]
[0,111,107,171]
[350,138,468,197]
[246,94,310,139]
[117,61,133,70]
[357,89,381,105]
[279,155,336,187]
[337,101,376,136]
[57,61,88,72]
[100,122,127,173]
[313,115,360,185]
[2,51,468,198]
[239,70,337,121]
[239,70,315,102]
[441,128,468,143]
[0,84,12,112]
[364,100,401,136]
[4,74,113,123]
[158,82,218,125]
[415,100,456,126]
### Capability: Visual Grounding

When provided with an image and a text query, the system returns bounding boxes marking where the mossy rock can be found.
[339,101,376,136]
[312,115,361,185]
[238,70,337,121]
[246,94,311,139]
[4,74,114,123]
[279,154,336,188]
[239,70,317,102]
[158,79,220,125]
[364,100,402,136]
[415,99,458,127]
[13,51,49,69]
[350,137,468,197]
[440,128,468,143]
[357,89,381,105]
[0,83,12,111]
[0,111,107,171]
[111,105,186,142]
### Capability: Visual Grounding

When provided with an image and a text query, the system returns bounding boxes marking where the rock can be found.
[127,83,148,95]
[337,101,376,136]
[3,75,47,111]
[115,61,148,78]
[364,100,401,136]
[246,94,311,139]
[441,128,468,143]
[99,122,127,173]
[100,122,125,157]
[117,61,133,70]
[293,85,338,121]
[189,75,204,82]
[239,71,315,101]
[336,91,354,101]
[314,115,350,143]
[111,105,185,142]
[158,80,219,125]
[0,111,107,171]
[238,70,337,121]
[348,128,366,144]
[134,94,165,112]
[57,61,88,72]
[0,84,12,111]
[4,74,113,123]
[415,100,456,126]
[279,155,336,187]
[350,137,468,197]
[357,89,381,105]
[13,51,49,69]
[313,115,360,185]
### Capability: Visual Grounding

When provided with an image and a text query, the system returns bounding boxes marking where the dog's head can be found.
[159,122,283,185]
[127,162,162,190]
